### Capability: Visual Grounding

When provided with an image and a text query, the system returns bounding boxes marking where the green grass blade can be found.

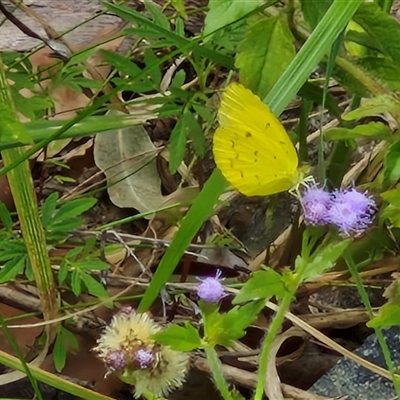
[265,0,364,115]
[0,114,151,151]
[0,349,114,400]
[138,169,226,312]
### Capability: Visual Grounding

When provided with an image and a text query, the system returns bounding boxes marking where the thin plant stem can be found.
[254,293,293,400]
[344,251,400,398]
[204,346,234,400]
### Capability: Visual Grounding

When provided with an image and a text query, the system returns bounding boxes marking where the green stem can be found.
[0,55,58,336]
[254,293,293,400]
[204,346,234,400]
[344,252,400,398]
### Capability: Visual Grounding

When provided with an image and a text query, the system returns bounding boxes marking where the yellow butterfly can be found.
[213,83,305,197]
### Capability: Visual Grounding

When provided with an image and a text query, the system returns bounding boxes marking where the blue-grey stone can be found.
[310,327,400,400]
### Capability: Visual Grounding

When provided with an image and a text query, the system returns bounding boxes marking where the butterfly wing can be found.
[213,83,300,196]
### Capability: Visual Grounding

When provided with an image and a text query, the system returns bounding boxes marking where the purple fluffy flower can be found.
[133,348,155,369]
[197,271,226,303]
[327,188,376,236]
[301,187,332,226]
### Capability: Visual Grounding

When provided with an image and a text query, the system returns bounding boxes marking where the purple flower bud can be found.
[197,271,226,303]
[301,187,332,226]
[105,350,127,372]
[133,348,155,369]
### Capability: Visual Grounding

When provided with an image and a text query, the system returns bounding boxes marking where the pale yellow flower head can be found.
[93,307,190,398]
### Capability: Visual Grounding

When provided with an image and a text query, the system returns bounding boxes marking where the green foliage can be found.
[203,0,263,37]
[232,269,290,304]
[201,300,265,347]
[343,94,400,121]
[2,52,53,121]
[53,326,79,372]
[42,193,97,243]
[296,240,350,283]
[5,0,400,398]
[324,122,392,141]
[383,141,400,187]
[300,0,333,30]
[236,16,295,98]
[152,322,202,351]
[59,247,109,299]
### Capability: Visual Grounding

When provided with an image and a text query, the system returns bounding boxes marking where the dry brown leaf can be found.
[93,117,164,213]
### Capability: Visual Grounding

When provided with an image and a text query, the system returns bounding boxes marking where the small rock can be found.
[311,326,400,400]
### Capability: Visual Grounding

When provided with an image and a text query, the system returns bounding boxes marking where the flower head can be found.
[197,270,226,303]
[327,188,376,236]
[301,187,332,226]
[332,188,376,214]
[93,308,190,398]
[123,345,190,398]
[133,348,155,369]
[104,349,127,372]
[300,186,376,236]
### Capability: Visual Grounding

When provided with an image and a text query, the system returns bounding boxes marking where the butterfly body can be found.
[213,83,303,196]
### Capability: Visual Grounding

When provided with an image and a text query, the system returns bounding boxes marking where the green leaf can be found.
[54,198,97,222]
[64,47,98,68]
[144,48,161,87]
[74,260,110,271]
[80,272,108,299]
[152,322,202,351]
[342,94,400,121]
[170,70,186,89]
[58,259,69,284]
[0,201,12,231]
[357,57,400,92]
[383,140,400,186]
[145,0,170,30]
[48,218,83,233]
[298,240,350,282]
[53,329,67,373]
[368,302,400,329]
[169,113,186,173]
[100,50,143,79]
[105,2,234,70]
[300,0,333,30]
[71,270,81,296]
[171,0,187,19]
[204,0,263,37]
[185,110,206,158]
[266,0,363,114]
[236,16,295,99]
[232,269,289,304]
[41,192,59,229]
[380,204,400,227]
[203,300,264,347]
[382,187,400,207]
[353,2,400,63]
[0,256,26,283]
[324,122,392,141]
[53,326,79,372]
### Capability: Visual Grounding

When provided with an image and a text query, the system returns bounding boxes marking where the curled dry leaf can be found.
[94,117,164,214]
[266,328,308,400]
